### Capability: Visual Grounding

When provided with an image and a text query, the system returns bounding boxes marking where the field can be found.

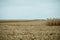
[0,20,60,40]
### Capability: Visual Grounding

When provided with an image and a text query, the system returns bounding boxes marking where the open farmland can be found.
[0,20,60,40]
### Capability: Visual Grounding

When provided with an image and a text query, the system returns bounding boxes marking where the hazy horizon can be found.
[0,0,60,20]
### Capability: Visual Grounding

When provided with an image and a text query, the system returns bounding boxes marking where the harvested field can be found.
[0,20,60,40]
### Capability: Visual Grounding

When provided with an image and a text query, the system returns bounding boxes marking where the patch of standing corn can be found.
[46,18,60,26]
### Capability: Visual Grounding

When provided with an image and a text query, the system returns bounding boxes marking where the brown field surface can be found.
[0,20,60,40]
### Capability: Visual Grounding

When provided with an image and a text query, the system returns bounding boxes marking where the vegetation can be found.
[46,18,60,26]
[0,19,60,40]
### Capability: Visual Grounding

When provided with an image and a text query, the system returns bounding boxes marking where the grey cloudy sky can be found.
[0,0,60,20]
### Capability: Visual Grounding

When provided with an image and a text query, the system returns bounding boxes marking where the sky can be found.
[0,0,60,20]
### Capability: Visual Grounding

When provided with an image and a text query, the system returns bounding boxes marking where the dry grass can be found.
[0,19,60,40]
